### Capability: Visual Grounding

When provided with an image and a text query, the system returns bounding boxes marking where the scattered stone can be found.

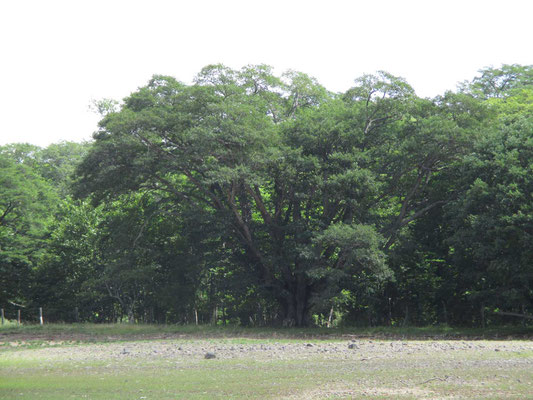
[348,343,358,349]
[204,352,216,359]
[306,343,313,347]
[494,348,500,352]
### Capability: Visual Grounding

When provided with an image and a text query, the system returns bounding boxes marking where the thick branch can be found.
[384,200,447,250]
[227,182,274,283]
[396,169,426,225]
[247,185,273,226]
[399,200,447,228]
[0,202,15,226]
[182,170,224,210]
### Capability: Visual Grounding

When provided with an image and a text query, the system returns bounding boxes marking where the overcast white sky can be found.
[1,0,532,147]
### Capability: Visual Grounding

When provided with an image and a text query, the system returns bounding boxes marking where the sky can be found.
[1,0,532,147]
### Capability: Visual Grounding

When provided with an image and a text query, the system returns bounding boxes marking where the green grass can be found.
[1,322,532,342]
[1,324,533,399]
[1,359,322,399]
[1,337,532,399]
[0,324,533,400]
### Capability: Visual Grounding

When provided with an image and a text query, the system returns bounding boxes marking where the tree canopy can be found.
[1,64,532,327]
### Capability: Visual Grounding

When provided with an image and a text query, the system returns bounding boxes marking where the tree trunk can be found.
[127,306,135,324]
[387,298,392,326]
[211,305,218,325]
[327,306,334,328]
[283,296,296,327]
[281,273,309,327]
[295,272,308,327]
[402,305,409,327]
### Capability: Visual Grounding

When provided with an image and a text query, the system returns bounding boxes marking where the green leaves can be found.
[0,149,59,305]
[462,64,533,99]
[313,223,389,278]
[7,63,530,327]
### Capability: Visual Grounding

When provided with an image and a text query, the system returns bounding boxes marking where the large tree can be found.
[75,65,477,326]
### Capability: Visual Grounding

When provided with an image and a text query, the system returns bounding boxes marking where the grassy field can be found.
[1,324,533,399]
[2,322,533,340]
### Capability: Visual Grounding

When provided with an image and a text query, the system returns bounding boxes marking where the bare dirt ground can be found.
[4,336,532,362]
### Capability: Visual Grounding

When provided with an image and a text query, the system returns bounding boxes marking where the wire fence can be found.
[0,306,75,326]
[0,305,173,325]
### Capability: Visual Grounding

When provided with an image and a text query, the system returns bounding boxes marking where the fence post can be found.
[17,309,21,325]
[1,308,4,325]
[74,307,79,322]
[39,307,44,325]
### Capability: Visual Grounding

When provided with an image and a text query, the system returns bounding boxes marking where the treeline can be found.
[1,64,532,327]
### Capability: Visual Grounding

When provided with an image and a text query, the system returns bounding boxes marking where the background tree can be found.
[0,151,58,309]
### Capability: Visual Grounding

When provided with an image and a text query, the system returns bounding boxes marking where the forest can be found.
[1,64,532,328]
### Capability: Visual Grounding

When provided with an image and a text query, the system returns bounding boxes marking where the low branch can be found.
[493,311,533,320]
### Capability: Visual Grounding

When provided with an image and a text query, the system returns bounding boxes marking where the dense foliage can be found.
[1,64,532,327]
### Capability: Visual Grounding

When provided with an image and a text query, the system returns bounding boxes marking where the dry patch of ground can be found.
[1,336,533,399]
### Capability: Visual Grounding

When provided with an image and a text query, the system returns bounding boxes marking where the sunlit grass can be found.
[1,322,532,341]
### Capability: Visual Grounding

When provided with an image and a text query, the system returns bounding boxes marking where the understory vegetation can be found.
[1,64,533,328]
